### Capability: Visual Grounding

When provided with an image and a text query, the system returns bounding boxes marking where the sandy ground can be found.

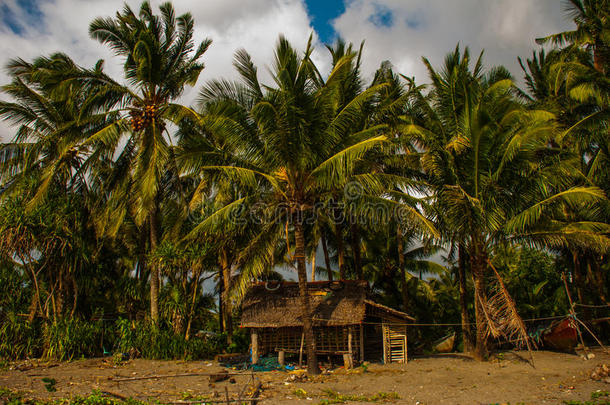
[1,349,609,404]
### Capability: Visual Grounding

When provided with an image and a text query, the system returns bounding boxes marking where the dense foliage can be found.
[0,0,608,365]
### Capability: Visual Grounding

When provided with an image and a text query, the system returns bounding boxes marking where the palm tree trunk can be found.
[322,234,333,281]
[471,240,488,361]
[397,226,409,312]
[150,210,160,323]
[458,244,473,352]
[56,266,65,319]
[218,270,224,334]
[70,274,78,319]
[185,268,201,340]
[335,222,346,280]
[22,258,43,322]
[591,256,607,303]
[310,250,316,281]
[295,218,320,375]
[571,250,586,307]
[220,248,233,345]
[350,222,363,280]
[594,39,604,74]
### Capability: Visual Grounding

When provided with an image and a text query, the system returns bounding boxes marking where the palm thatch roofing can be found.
[240,280,414,328]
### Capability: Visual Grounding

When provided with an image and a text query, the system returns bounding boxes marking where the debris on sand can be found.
[590,364,610,383]
[208,370,230,383]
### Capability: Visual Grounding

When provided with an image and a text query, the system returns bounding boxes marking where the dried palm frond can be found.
[482,260,536,367]
[476,290,502,339]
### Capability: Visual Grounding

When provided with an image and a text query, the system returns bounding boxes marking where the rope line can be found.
[574,303,610,309]
[310,314,582,328]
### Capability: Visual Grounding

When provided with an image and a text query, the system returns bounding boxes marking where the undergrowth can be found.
[317,389,400,404]
[564,390,610,405]
[0,388,150,405]
[0,317,237,361]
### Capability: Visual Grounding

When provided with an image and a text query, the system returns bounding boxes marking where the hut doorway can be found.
[382,323,407,364]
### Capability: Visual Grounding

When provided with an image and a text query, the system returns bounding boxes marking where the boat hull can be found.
[542,318,578,352]
[433,333,456,353]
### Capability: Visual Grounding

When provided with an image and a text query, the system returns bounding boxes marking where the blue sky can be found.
[304,0,346,43]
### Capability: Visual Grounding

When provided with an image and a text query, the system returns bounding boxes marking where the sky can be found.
[0,0,575,140]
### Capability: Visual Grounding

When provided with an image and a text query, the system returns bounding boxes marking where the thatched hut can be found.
[240,280,414,367]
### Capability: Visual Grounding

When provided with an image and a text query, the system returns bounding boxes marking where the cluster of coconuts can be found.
[129,104,158,132]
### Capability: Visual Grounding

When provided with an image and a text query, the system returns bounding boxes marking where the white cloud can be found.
[0,0,322,140]
[0,0,576,141]
[332,0,575,83]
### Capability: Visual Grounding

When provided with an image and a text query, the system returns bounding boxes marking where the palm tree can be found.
[363,225,444,312]
[186,35,401,374]
[0,54,121,321]
[519,46,610,307]
[75,1,212,321]
[406,45,608,360]
[0,53,112,204]
[536,0,610,73]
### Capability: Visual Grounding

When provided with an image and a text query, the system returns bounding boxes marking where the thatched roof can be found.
[240,280,414,328]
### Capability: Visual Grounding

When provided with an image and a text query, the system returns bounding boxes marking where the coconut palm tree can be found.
[68,1,213,322]
[519,46,610,306]
[185,35,413,374]
[405,45,609,360]
[536,0,610,73]
[0,53,114,204]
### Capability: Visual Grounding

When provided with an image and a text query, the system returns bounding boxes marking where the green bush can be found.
[43,319,106,360]
[1,317,226,362]
[115,319,222,360]
[0,314,42,360]
[225,329,249,354]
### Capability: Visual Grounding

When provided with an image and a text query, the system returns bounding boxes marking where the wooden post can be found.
[278,350,285,366]
[359,324,365,362]
[348,326,353,354]
[251,330,259,364]
[381,324,387,364]
[343,353,353,369]
[344,326,354,369]
[298,332,304,367]
[404,326,408,364]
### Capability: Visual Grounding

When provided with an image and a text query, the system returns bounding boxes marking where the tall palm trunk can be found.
[397,226,409,312]
[470,239,488,361]
[590,256,607,303]
[571,250,586,307]
[350,222,363,279]
[310,250,316,281]
[594,39,605,74]
[322,234,333,281]
[220,248,233,344]
[294,217,320,374]
[23,258,43,322]
[335,222,346,280]
[218,269,224,334]
[458,244,473,352]
[150,209,160,323]
[185,268,201,340]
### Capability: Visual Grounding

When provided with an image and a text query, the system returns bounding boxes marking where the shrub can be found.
[43,318,105,360]
[0,314,42,360]
[115,319,222,360]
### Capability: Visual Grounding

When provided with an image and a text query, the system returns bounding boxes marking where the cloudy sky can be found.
[0,0,574,139]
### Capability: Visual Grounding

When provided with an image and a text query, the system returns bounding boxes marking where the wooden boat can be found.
[542,317,578,352]
[433,332,456,353]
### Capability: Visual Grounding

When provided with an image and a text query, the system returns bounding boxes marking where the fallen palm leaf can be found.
[482,260,536,367]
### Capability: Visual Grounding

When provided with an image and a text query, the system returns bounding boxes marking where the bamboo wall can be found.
[256,325,362,359]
